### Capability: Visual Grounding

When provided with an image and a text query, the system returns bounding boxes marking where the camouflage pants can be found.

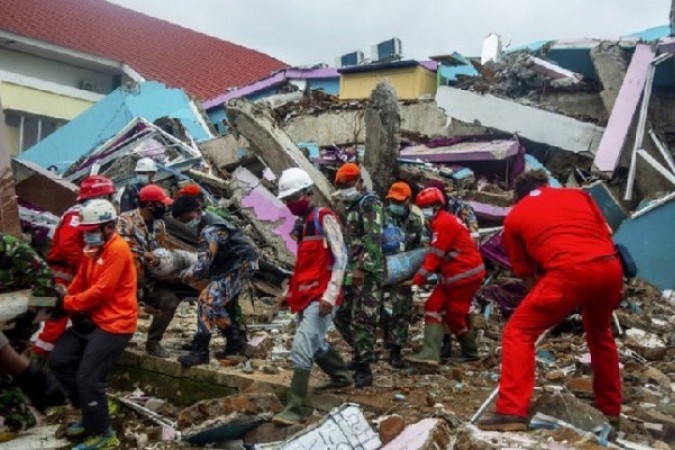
[196,263,256,337]
[334,274,383,364]
[384,285,412,348]
[0,375,36,433]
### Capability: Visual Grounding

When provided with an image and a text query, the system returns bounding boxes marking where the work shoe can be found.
[606,415,620,430]
[214,328,247,359]
[388,345,404,369]
[353,363,373,389]
[145,341,170,359]
[71,428,120,450]
[477,413,528,432]
[272,369,311,426]
[405,322,444,367]
[66,421,86,440]
[314,347,353,390]
[440,334,453,359]
[178,334,211,368]
[451,331,480,362]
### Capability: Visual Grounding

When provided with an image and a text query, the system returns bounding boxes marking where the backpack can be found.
[382,223,405,255]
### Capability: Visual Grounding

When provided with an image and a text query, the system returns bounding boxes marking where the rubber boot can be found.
[353,363,373,389]
[388,345,403,369]
[214,327,247,359]
[272,369,311,426]
[452,331,479,362]
[314,348,353,390]
[178,334,211,367]
[405,322,444,367]
[146,315,173,358]
[440,334,453,360]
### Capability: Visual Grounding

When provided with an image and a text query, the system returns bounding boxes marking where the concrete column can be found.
[590,42,629,113]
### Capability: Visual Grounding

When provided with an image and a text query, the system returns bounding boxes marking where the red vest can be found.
[287,207,342,313]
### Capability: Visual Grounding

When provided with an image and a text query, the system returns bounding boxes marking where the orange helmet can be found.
[416,187,446,208]
[386,181,412,202]
[334,163,361,185]
[176,184,204,199]
[77,175,115,201]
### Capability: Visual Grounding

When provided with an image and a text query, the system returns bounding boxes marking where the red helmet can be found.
[139,184,173,206]
[77,175,115,201]
[416,187,446,208]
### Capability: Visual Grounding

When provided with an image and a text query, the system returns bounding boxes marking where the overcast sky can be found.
[109,0,671,65]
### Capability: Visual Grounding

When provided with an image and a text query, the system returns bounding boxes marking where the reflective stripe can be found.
[424,312,443,321]
[416,267,430,278]
[51,269,74,282]
[301,236,324,242]
[440,264,485,285]
[297,280,320,292]
[444,251,459,261]
[34,339,55,352]
[430,247,445,257]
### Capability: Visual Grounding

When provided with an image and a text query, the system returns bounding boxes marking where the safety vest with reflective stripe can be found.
[413,210,485,287]
[287,207,343,313]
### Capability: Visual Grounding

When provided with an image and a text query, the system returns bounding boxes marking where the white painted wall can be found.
[0,48,116,94]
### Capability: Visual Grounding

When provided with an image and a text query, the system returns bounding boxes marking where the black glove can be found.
[13,361,66,411]
[71,313,96,334]
[50,291,67,320]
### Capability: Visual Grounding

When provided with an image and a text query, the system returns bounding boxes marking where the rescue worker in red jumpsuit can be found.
[405,187,485,367]
[31,175,115,361]
[478,170,623,431]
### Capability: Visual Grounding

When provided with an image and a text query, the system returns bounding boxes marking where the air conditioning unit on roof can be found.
[79,79,97,92]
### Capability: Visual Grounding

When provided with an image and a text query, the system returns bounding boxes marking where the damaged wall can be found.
[0,96,20,236]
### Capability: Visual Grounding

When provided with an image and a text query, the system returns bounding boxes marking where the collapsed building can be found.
[1,22,674,450]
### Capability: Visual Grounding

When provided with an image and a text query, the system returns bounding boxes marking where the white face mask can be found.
[333,187,359,202]
[136,174,150,184]
[421,207,436,219]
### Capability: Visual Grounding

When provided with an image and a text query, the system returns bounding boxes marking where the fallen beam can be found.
[593,45,656,174]
[436,87,604,155]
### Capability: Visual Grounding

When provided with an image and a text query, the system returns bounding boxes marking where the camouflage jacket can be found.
[0,234,54,298]
[385,206,425,253]
[344,193,384,279]
[448,198,479,234]
[117,209,168,255]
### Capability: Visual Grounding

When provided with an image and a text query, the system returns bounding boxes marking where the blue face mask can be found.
[136,174,150,184]
[184,218,200,230]
[421,207,436,220]
[388,203,407,217]
[83,231,104,247]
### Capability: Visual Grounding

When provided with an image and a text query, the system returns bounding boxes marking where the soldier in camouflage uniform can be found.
[0,234,64,439]
[382,182,425,368]
[332,163,384,388]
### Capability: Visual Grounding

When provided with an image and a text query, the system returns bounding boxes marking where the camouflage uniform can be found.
[383,207,424,348]
[448,198,479,234]
[180,224,258,336]
[0,234,54,433]
[334,194,384,364]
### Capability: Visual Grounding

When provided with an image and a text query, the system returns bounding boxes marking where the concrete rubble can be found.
[1,15,675,450]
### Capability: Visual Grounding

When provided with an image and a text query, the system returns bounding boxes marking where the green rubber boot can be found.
[314,348,353,390]
[405,322,444,367]
[453,331,480,362]
[272,369,311,426]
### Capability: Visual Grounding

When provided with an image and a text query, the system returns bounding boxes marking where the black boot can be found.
[214,327,247,359]
[388,345,403,369]
[146,314,174,358]
[440,334,453,360]
[178,333,211,367]
[13,361,65,411]
[353,363,373,389]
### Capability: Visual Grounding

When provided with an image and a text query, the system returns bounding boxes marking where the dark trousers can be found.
[49,327,131,434]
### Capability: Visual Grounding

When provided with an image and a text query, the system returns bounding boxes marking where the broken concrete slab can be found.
[400,138,522,163]
[453,425,539,449]
[625,328,667,360]
[225,99,333,205]
[436,86,605,154]
[199,134,251,171]
[526,55,583,84]
[380,418,452,450]
[593,45,656,174]
[12,159,78,217]
[364,80,401,197]
[531,392,608,433]
[590,41,629,113]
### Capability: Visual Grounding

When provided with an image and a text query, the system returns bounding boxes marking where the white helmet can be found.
[78,199,118,230]
[277,167,314,199]
[135,157,157,173]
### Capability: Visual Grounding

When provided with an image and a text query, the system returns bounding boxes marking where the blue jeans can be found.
[290,301,334,370]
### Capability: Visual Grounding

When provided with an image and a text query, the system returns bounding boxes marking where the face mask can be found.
[388,203,407,217]
[184,218,200,230]
[83,231,104,247]
[421,207,436,220]
[334,187,359,202]
[136,174,150,184]
[151,205,166,220]
[286,198,310,217]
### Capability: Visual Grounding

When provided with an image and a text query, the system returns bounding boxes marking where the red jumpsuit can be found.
[33,205,83,355]
[412,210,485,335]
[498,187,623,417]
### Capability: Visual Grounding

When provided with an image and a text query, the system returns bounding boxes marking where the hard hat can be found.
[77,175,115,201]
[77,199,118,231]
[278,168,314,199]
[334,163,361,185]
[416,187,446,208]
[139,184,174,206]
[175,184,204,199]
[135,157,157,173]
[386,181,412,202]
